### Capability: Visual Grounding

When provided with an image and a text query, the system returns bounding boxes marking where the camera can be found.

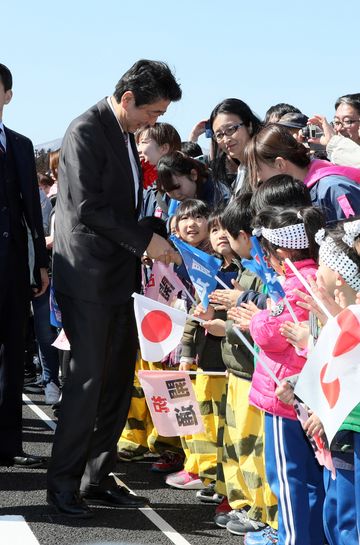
[301,124,322,140]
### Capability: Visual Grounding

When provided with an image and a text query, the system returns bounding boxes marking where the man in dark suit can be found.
[0,64,49,466]
[48,60,182,518]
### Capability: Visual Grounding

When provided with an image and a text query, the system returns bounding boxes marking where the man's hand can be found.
[146,233,181,265]
[307,115,336,146]
[33,267,49,298]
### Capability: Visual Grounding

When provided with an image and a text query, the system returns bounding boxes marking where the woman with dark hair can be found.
[209,98,262,195]
[246,124,360,223]
[157,151,230,208]
[334,93,360,145]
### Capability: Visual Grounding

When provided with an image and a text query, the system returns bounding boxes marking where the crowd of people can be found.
[1,59,360,545]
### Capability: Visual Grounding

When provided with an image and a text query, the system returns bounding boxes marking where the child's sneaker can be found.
[196,482,224,504]
[117,448,148,462]
[244,526,278,544]
[226,510,267,535]
[214,508,248,529]
[165,469,205,489]
[150,451,184,473]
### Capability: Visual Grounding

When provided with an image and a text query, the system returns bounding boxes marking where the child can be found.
[149,199,211,474]
[138,122,181,219]
[196,194,279,544]
[278,219,360,545]
[165,206,239,490]
[248,205,325,545]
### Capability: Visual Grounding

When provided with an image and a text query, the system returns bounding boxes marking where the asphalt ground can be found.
[0,393,244,545]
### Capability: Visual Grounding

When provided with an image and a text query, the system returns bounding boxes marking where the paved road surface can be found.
[0,393,244,545]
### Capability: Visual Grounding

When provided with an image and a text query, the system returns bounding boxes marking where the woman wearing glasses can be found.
[246,123,360,223]
[209,98,262,196]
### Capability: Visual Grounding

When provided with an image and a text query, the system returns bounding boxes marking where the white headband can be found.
[253,223,309,249]
[316,228,360,291]
[342,219,360,248]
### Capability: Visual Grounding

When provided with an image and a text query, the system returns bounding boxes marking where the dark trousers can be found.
[0,247,29,458]
[47,292,138,492]
[32,287,59,386]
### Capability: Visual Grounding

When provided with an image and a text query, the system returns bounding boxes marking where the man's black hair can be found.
[264,103,301,124]
[0,63,12,92]
[114,60,181,106]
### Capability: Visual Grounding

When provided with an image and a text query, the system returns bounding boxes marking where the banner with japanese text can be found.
[144,262,187,306]
[138,370,204,437]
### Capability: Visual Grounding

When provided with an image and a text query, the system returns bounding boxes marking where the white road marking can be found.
[23,394,193,545]
[0,516,40,545]
[22,395,57,431]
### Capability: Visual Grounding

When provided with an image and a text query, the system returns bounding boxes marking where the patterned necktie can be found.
[0,128,5,155]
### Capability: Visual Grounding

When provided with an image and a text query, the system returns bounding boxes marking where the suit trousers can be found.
[47,292,138,492]
[0,245,29,459]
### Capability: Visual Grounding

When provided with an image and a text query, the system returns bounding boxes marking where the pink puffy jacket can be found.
[249,259,318,420]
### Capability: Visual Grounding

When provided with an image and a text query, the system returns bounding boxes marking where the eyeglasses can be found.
[213,123,244,142]
[333,118,360,129]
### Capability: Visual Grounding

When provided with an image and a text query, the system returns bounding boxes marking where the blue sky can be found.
[2,0,360,150]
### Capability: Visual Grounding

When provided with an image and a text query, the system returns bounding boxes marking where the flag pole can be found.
[283,296,299,324]
[214,275,230,290]
[139,370,226,376]
[232,326,281,386]
[284,258,332,319]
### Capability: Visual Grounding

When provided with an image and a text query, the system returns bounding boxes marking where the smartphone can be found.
[204,120,213,139]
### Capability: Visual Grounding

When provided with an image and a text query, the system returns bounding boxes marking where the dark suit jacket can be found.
[2,128,48,283]
[53,98,153,305]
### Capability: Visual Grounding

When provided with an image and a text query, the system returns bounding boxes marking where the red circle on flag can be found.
[141,310,173,342]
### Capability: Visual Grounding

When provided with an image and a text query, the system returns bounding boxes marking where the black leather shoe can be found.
[81,485,149,508]
[13,453,46,468]
[47,490,94,518]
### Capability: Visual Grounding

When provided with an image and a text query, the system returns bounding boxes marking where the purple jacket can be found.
[249,259,318,420]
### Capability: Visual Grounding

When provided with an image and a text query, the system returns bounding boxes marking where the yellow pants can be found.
[219,373,278,528]
[118,354,182,454]
[182,373,227,483]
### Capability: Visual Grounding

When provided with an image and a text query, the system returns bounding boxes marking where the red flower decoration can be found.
[141,160,158,189]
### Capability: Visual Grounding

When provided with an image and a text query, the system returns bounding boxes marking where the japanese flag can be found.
[295,305,360,445]
[133,293,188,362]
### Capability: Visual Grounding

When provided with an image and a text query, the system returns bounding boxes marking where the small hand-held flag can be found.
[170,236,222,309]
[145,262,189,306]
[133,293,189,361]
